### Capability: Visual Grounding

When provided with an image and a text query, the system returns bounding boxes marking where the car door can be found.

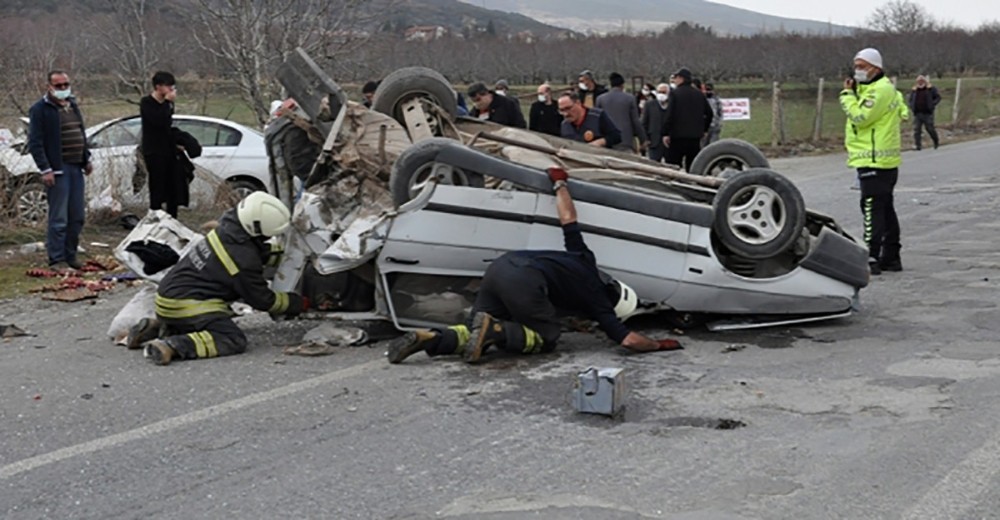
[376,185,537,328]
[86,117,144,205]
[172,118,240,181]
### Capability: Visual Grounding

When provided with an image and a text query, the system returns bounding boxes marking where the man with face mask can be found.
[529,83,562,136]
[840,48,909,275]
[641,83,670,162]
[907,75,941,150]
[27,69,92,270]
[576,70,608,109]
[467,82,526,129]
[494,79,521,110]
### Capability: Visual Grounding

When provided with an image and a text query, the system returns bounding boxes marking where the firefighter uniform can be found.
[840,72,909,271]
[153,209,305,360]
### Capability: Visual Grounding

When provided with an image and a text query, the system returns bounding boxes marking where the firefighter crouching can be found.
[126,192,309,366]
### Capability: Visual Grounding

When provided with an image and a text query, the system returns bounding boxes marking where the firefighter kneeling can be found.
[126,192,308,366]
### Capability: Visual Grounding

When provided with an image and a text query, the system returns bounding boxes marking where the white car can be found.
[2,115,271,224]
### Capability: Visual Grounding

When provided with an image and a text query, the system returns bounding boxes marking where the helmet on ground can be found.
[599,271,639,318]
[237,192,290,237]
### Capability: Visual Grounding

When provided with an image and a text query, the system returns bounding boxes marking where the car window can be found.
[90,119,141,148]
[174,120,242,147]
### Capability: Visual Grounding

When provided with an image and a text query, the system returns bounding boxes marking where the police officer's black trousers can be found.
[858,167,901,265]
[160,314,248,360]
[665,138,701,172]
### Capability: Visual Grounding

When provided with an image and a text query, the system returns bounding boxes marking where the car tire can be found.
[390,138,484,207]
[219,178,264,206]
[690,139,770,177]
[12,176,48,227]
[373,67,458,134]
[712,168,805,260]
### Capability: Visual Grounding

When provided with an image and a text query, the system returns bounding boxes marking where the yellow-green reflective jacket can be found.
[840,74,910,169]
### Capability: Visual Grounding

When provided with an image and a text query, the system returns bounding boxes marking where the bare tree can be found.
[89,0,167,101]
[190,0,380,126]
[866,0,935,34]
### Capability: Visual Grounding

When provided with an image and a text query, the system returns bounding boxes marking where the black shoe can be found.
[463,313,505,364]
[126,317,161,350]
[386,330,440,364]
[66,259,84,270]
[143,340,177,366]
[933,142,939,149]
[880,260,903,272]
[869,261,882,276]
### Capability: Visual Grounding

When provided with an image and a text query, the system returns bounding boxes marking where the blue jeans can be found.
[46,163,85,265]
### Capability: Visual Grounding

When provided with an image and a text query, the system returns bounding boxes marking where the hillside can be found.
[462,0,854,35]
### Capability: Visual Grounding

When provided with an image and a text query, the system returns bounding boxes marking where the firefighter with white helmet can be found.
[387,168,681,365]
[127,192,309,365]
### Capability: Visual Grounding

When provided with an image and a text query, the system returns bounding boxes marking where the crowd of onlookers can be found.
[450,68,724,172]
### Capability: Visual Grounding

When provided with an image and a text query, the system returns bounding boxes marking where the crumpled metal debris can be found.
[282,324,369,357]
[0,324,31,338]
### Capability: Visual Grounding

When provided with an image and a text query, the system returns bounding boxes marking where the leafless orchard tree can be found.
[190,0,382,126]
[88,0,169,101]
[865,0,935,34]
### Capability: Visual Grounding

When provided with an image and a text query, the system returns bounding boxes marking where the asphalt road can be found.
[3,137,1000,519]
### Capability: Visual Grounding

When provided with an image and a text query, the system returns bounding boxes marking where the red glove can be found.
[547,167,569,183]
[656,339,683,351]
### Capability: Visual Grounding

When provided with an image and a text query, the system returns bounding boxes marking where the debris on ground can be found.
[107,285,157,344]
[25,255,132,303]
[282,342,338,357]
[302,324,367,346]
[0,324,31,338]
[723,344,748,353]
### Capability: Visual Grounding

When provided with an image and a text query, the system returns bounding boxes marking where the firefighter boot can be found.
[386,330,442,364]
[463,313,506,364]
[125,317,162,350]
[143,339,177,366]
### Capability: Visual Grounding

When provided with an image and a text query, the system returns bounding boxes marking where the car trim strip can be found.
[423,202,710,257]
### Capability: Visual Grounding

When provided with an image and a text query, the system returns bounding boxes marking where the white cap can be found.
[854,48,883,69]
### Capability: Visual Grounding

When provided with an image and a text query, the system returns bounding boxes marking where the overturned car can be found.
[114,49,867,333]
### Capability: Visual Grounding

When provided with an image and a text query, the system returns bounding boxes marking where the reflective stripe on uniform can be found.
[207,230,240,276]
[155,294,231,319]
[265,242,284,268]
[188,331,219,358]
[269,292,290,314]
[522,326,544,354]
[863,196,874,248]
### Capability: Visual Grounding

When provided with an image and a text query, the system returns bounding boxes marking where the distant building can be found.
[405,25,448,42]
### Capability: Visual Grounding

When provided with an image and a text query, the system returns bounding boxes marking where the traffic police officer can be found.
[127,192,308,365]
[386,167,681,365]
[840,48,909,274]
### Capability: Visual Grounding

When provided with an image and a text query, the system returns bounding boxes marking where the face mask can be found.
[53,88,72,100]
[496,90,506,97]
[669,83,676,90]
[578,82,588,91]
[641,88,651,96]
[854,69,869,83]
[655,93,668,103]
[537,94,547,103]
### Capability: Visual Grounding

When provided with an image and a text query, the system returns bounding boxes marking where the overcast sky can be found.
[712,0,998,29]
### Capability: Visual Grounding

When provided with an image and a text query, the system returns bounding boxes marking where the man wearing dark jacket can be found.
[577,70,608,109]
[596,72,647,153]
[641,83,670,162]
[467,82,526,128]
[140,71,182,217]
[529,83,562,136]
[27,69,92,270]
[907,75,941,150]
[386,168,681,365]
[662,68,714,172]
[558,91,621,148]
[128,192,308,365]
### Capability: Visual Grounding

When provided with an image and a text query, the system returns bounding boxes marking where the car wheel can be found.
[390,138,484,207]
[373,67,457,137]
[13,178,48,227]
[690,139,770,177]
[219,179,264,206]
[712,168,805,260]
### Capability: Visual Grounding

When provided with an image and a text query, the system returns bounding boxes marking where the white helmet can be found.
[237,191,290,237]
[612,279,639,318]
